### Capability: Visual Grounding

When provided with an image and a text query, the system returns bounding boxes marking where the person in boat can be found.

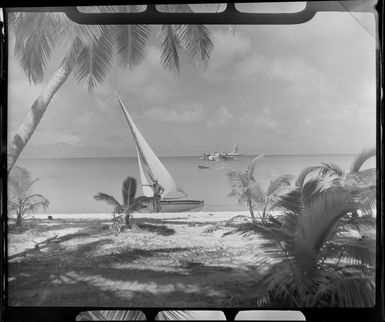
[144,180,165,213]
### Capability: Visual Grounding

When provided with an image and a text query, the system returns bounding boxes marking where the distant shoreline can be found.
[18,152,358,161]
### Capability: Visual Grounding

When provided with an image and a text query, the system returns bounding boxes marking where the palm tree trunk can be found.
[262,204,268,223]
[7,62,73,174]
[248,199,255,221]
[16,210,22,226]
[125,211,131,228]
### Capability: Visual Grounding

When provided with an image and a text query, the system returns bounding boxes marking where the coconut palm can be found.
[225,155,264,220]
[94,176,140,231]
[235,171,375,307]
[8,166,49,226]
[296,147,376,216]
[7,5,213,174]
[255,174,293,223]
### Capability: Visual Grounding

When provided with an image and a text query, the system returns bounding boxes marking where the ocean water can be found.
[14,154,375,214]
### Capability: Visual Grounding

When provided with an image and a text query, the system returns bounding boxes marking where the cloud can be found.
[144,104,204,123]
[233,53,328,98]
[235,54,267,78]
[61,133,82,145]
[207,30,252,72]
[74,112,100,126]
[205,106,233,128]
[239,106,280,131]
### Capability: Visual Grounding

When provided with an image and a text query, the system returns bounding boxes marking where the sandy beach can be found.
[8,210,268,307]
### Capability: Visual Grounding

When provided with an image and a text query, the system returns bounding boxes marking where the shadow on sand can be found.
[8,219,262,307]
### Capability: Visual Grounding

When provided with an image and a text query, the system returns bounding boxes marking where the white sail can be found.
[137,146,153,197]
[116,93,187,199]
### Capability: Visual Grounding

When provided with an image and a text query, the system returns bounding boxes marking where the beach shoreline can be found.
[15,210,251,221]
[7,210,265,307]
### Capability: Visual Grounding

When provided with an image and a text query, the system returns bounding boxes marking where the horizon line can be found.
[19,152,361,160]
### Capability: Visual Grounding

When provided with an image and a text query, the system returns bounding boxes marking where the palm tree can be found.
[235,170,375,307]
[94,176,141,231]
[8,166,49,226]
[296,147,376,217]
[225,155,264,220]
[255,174,293,223]
[8,5,213,174]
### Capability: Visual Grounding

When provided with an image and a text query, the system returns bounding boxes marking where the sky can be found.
[8,3,377,158]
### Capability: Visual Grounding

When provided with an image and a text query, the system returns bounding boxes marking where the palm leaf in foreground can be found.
[73,25,115,91]
[93,193,121,208]
[113,15,150,69]
[350,147,376,173]
[159,25,181,72]
[235,183,375,307]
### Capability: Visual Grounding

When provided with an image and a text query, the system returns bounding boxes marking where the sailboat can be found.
[116,93,204,213]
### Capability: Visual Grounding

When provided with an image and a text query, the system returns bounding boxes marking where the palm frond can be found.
[61,37,85,69]
[8,199,19,211]
[247,154,264,181]
[257,261,300,307]
[159,25,181,72]
[23,199,49,213]
[274,189,304,215]
[266,174,293,198]
[69,18,103,48]
[339,213,376,235]
[173,24,213,70]
[24,194,49,206]
[295,188,356,255]
[122,177,137,206]
[350,147,376,173]
[295,165,320,187]
[342,238,376,267]
[12,13,65,83]
[312,275,375,307]
[8,166,33,197]
[354,168,377,186]
[113,23,151,69]
[94,193,121,208]
[319,162,345,178]
[356,185,376,215]
[225,168,248,189]
[22,178,40,198]
[73,25,114,91]
[247,181,264,202]
[301,178,324,206]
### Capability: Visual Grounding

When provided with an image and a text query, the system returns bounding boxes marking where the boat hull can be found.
[139,199,204,213]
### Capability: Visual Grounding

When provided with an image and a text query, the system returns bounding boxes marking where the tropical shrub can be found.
[235,153,376,307]
[225,155,293,222]
[297,147,376,217]
[94,176,141,233]
[8,166,49,226]
[225,155,264,220]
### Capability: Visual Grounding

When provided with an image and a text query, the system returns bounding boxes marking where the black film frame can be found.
[0,1,384,321]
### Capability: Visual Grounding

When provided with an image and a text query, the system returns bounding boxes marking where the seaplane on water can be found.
[202,144,244,161]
